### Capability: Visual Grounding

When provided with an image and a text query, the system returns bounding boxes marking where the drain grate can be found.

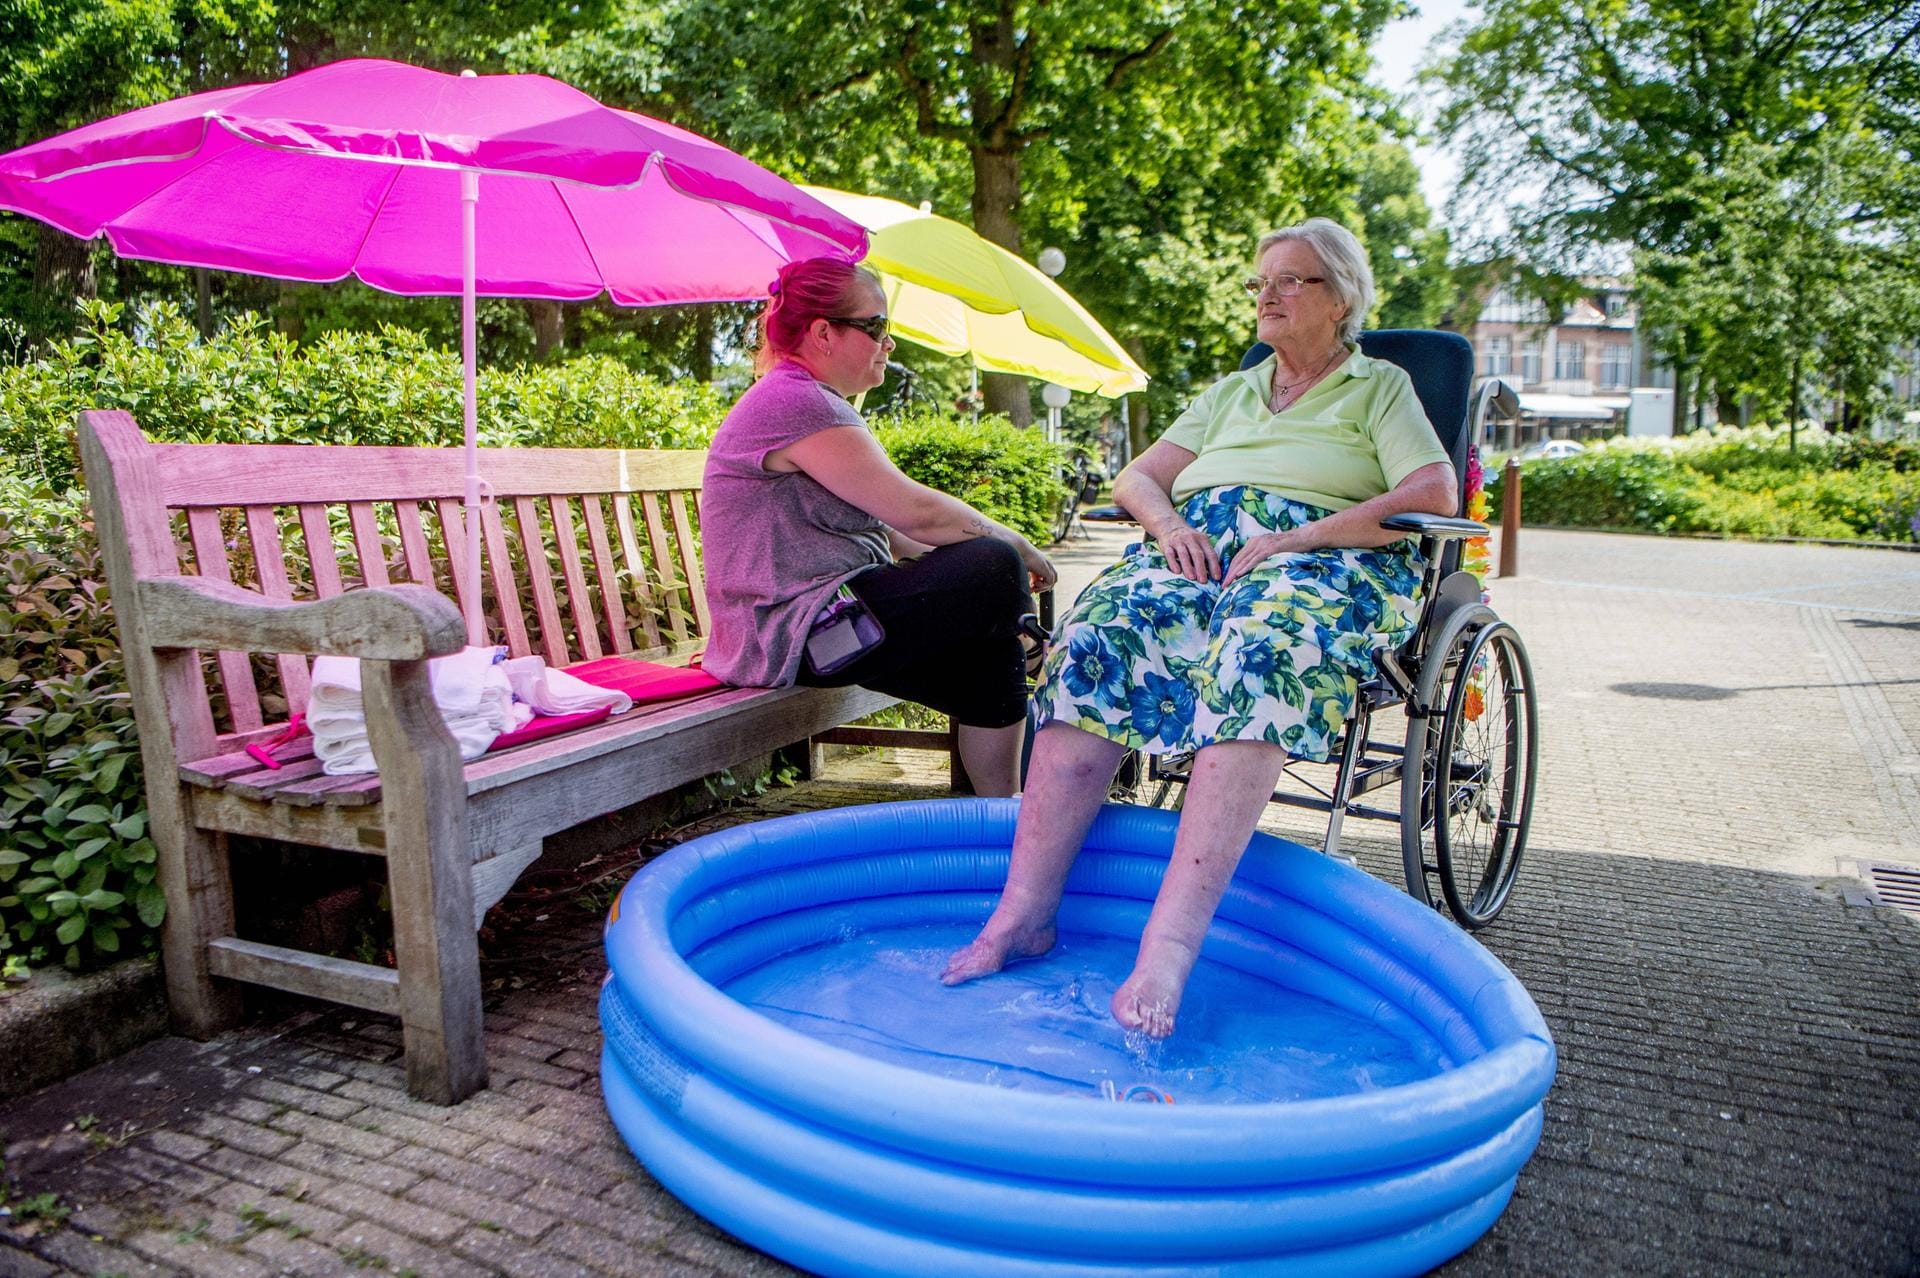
[1848,861,1920,918]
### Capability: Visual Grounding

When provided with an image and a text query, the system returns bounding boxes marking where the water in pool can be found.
[720,919,1448,1105]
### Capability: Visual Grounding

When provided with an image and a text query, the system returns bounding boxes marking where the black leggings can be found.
[793,538,1033,728]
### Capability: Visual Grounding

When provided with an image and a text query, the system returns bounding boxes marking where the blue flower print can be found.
[1061,626,1129,704]
[1130,671,1197,747]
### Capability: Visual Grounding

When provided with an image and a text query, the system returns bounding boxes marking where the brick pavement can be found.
[0,528,1915,1277]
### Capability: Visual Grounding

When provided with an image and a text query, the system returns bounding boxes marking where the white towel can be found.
[496,656,634,717]
[307,646,517,776]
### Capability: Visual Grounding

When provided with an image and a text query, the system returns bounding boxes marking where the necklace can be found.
[1268,346,1345,410]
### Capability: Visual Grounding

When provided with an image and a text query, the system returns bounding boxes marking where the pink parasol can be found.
[0,58,866,643]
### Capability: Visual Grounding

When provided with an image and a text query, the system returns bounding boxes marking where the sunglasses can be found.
[826,314,890,342]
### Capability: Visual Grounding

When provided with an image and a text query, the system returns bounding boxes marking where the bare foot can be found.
[940,921,1057,985]
[1110,943,1195,1037]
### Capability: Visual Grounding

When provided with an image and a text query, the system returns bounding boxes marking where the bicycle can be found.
[1051,447,1103,543]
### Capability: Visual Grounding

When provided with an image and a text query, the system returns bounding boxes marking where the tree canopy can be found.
[1434,0,1920,427]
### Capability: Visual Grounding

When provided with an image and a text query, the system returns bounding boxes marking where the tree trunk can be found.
[1124,336,1153,460]
[691,307,716,382]
[971,147,1032,426]
[33,225,95,305]
[528,300,564,360]
[195,269,214,339]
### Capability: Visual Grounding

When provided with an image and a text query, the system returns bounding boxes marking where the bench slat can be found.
[639,492,688,642]
[153,444,707,507]
[434,499,480,631]
[180,735,318,786]
[395,501,435,589]
[347,501,391,588]
[582,496,629,655]
[613,497,663,649]
[669,490,710,637]
[480,501,531,657]
[244,505,312,715]
[513,497,568,666]
[298,504,345,599]
[550,496,602,663]
[184,508,265,734]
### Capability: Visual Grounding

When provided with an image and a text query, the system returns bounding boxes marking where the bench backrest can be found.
[81,412,713,744]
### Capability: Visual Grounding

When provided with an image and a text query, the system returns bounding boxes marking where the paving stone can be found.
[455,1224,603,1278]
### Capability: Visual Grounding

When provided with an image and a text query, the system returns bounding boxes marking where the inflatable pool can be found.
[600,799,1555,1277]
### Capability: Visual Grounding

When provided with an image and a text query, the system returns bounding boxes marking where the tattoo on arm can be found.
[963,516,995,538]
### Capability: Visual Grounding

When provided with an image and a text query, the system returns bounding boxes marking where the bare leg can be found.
[956,721,1023,798]
[942,722,1126,984]
[1112,739,1286,1037]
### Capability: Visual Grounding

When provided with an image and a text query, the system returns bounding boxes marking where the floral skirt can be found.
[1032,486,1424,762]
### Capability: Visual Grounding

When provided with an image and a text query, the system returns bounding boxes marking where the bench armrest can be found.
[1379,513,1489,540]
[137,577,468,660]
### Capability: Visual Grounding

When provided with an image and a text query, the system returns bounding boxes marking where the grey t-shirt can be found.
[700,361,891,686]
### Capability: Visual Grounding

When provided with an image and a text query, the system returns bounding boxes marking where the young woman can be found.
[700,258,1057,796]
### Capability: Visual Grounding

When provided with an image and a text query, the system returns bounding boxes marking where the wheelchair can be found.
[1081,330,1538,929]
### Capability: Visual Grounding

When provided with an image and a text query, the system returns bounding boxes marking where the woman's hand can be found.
[1154,523,1223,582]
[1017,539,1059,592]
[1221,526,1314,585]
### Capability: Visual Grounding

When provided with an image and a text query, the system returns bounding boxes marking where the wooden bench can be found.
[78,409,915,1103]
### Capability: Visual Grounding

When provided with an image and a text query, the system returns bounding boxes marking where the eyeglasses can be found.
[1242,274,1327,297]
[826,314,890,342]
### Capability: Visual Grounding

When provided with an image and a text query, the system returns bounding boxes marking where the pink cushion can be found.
[488,705,613,751]
[563,654,725,705]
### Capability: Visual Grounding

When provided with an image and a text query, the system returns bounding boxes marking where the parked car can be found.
[1517,438,1586,462]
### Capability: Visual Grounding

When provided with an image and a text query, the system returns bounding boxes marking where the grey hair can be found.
[1256,218,1374,344]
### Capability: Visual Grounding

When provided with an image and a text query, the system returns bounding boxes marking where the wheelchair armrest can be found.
[1380,513,1488,539]
[1082,504,1136,524]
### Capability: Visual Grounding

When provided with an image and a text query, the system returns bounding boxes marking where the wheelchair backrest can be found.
[1240,329,1476,575]
[1238,329,1474,480]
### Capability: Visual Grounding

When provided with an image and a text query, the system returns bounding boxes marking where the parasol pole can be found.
[457,74,485,648]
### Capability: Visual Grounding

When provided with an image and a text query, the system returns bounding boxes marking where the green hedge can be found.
[0,302,1060,971]
[1487,427,1920,543]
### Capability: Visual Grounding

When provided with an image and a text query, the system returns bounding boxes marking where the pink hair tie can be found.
[768,277,782,295]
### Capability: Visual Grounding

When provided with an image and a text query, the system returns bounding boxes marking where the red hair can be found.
[757,258,878,374]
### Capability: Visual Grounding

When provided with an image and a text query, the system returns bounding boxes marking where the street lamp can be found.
[1042,382,1071,444]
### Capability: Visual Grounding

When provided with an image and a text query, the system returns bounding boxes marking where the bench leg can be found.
[155,813,245,1038]
[365,662,488,1105]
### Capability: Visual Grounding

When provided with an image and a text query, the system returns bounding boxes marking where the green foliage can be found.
[1488,427,1920,543]
[0,476,158,972]
[0,308,1056,970]
[1435,0,1920,429]
[873,408,1065,545]
[0,301,730,489]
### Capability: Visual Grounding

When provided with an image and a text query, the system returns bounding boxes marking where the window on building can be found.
[1483,336,1512,376]
[1521,343,1543,383]
[1555,340,1586,381]
[1598,345,1631,388]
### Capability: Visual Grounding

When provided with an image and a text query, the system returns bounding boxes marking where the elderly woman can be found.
[702,257,1057,797]
[943,218,1456,1033]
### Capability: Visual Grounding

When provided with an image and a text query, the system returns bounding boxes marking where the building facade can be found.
[1464,278,1664,445]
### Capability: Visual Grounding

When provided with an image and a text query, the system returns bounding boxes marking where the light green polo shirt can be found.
[1161,349,1452,510]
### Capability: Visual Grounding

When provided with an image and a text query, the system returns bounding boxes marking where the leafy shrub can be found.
[1489,426,1920,543]
[0,477,159,970]
[875,405,1066,544]
[0,303,1059,970]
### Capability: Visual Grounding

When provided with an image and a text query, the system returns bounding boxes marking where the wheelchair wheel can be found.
[1400,607,1537,928]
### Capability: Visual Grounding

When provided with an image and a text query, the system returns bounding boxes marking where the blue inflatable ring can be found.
[601,799,1556,1277]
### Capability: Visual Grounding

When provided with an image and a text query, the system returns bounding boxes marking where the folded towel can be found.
[312,712,509,776]
[308,646,517,776]
[497,656,633,717]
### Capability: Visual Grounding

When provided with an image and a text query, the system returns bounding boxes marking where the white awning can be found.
[1520,392,1628,421]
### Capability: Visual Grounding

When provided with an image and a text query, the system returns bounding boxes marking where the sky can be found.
[1366,0,1471,216]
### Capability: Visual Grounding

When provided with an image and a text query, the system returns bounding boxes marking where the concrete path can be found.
[0,528,1915,1277]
